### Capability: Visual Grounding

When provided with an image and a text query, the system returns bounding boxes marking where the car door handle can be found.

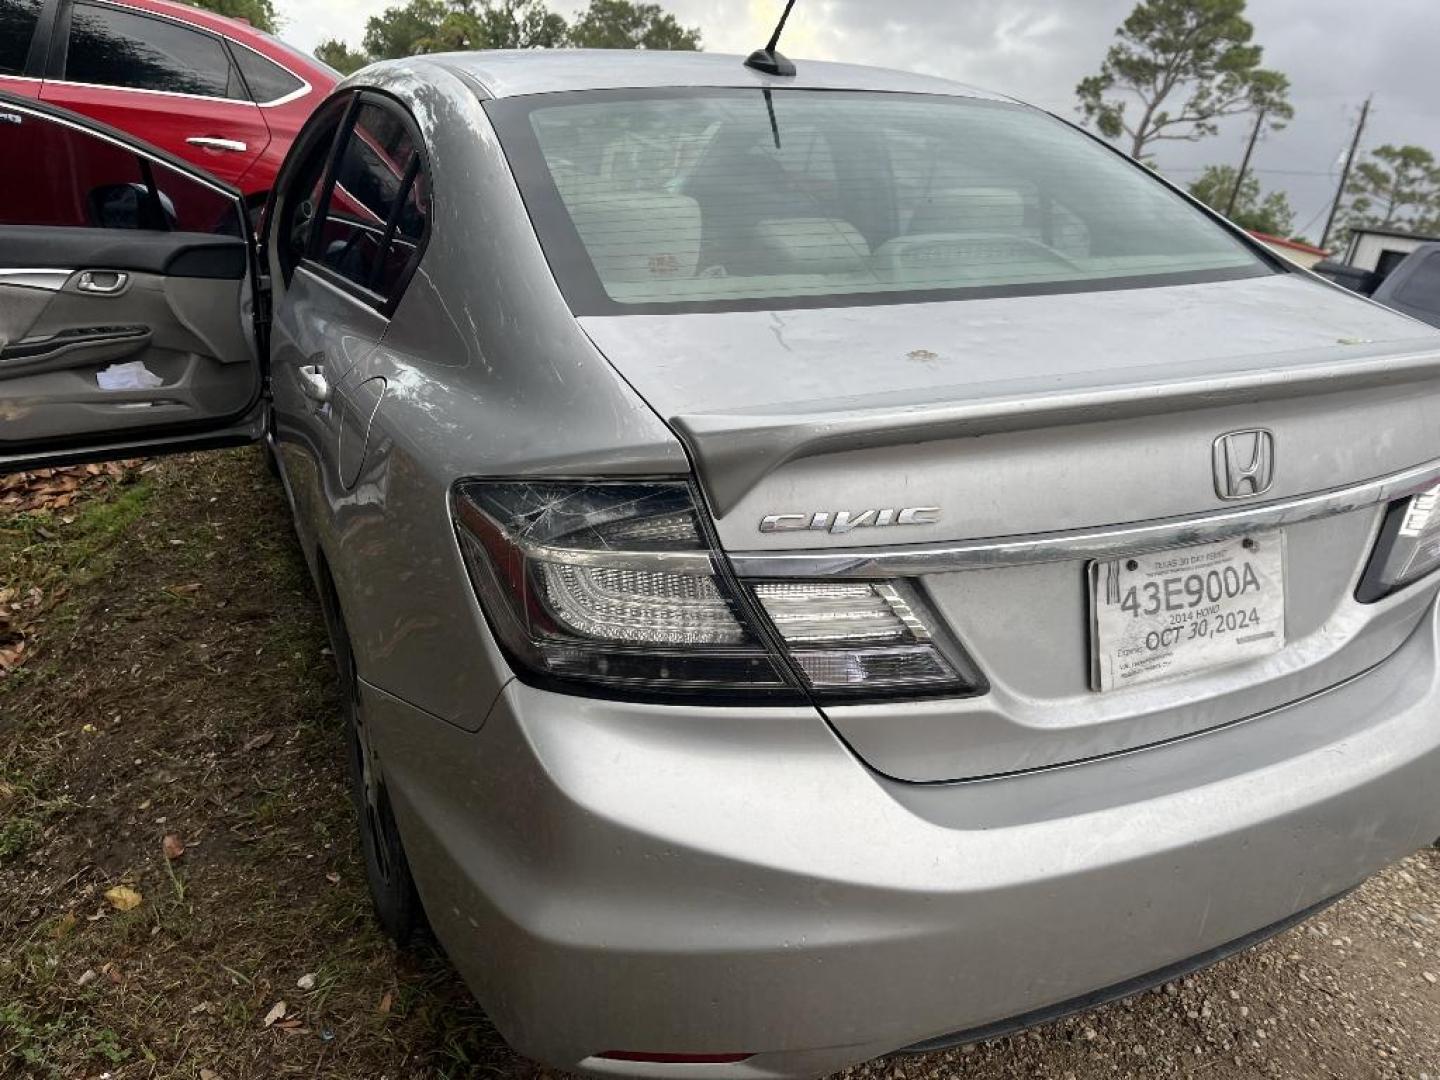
[76,270,129,295]
[297,364,331,404]
[186,136,248,153]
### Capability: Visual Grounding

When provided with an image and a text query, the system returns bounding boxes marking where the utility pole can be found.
[1225,108,1266,219]
[1320,96,1372,252]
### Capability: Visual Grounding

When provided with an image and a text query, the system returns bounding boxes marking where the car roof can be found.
[421,49,1012,103]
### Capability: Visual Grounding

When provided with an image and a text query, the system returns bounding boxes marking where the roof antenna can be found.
[745,0,799,77]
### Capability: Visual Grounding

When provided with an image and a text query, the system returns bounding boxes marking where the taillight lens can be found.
[453,481,796,700]
[453,480,981,702]
[750,581,975,695]
[1357,482,1440,602]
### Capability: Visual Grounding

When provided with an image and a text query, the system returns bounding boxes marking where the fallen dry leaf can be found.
[325,872,341,885]
[103,885,143,912]
[262,1000,287,1027]
[164,582,203,596]
[296,972,317,991]
[243,731,275,752]
[49,911,77,940]
[0,461,139,514]
[200,1069,222,1080]
[377,991,394,1015]
[162,833,185,860]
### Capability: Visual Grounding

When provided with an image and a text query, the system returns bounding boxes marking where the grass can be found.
[0,450,526,1079]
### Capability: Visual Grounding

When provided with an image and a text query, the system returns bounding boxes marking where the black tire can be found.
[261,405,281,478]
[326,586,424,946]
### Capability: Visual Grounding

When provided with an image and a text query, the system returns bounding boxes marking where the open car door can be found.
[0,91,264,474]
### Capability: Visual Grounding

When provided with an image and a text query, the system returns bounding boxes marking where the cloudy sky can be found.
[273,0,1439,243]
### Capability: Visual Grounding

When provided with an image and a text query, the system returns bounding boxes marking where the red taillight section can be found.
[597,1051,755,1064]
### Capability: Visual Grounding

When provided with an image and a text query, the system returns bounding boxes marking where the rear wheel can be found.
[324,583,423,945]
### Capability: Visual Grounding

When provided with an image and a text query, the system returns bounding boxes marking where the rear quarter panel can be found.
[279,62,688,731]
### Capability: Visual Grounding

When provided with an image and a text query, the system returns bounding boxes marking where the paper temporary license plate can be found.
[1090,533,1285,692]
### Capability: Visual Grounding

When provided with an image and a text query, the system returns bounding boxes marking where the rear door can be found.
[0,90,264,472]
[39,0,269,187]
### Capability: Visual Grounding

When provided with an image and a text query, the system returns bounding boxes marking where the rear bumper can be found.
[366,595,1440,1079]
[902,888,1347,1053]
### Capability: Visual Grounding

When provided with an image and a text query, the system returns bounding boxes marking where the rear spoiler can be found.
[674,338,1440,517]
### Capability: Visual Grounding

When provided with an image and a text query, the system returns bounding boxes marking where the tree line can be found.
[1074,0,1439,244]
[312,0,699,73]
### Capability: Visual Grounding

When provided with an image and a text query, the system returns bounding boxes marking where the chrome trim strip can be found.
[729,457,1440,578]
[0,269,72,291]
[44,77,261,106]
[186,136,248,152]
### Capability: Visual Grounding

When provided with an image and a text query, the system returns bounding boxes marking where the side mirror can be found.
[87,183,178,231]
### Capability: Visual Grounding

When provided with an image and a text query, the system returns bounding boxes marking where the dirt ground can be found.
[2,449,1438,1079]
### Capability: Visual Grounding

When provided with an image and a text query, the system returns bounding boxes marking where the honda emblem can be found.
[1212,429,1275,500]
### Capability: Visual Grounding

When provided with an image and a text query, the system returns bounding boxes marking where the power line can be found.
[1162,167,1342,177]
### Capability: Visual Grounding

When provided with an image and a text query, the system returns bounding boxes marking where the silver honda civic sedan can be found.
[4,47,1440,1079]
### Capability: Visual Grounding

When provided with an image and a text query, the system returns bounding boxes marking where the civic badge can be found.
[1212,429,1275,500]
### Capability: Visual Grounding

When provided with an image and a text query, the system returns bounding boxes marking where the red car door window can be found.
[65,3,246,99]
[230,44,303,104]
[0,0,42,76]
[41,2,270,188]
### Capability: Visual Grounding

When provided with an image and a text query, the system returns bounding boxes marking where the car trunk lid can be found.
[579,274,1440,780]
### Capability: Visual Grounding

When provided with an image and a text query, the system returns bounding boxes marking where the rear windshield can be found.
[487,88,1272,315]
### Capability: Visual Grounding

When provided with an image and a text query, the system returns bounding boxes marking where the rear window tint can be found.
[231,43,303,103]
[0,0,42,76]
[66,3,246,100]
[491,89,1270,314]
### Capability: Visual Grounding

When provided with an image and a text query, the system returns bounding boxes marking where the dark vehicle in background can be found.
[1323,243,1440,330]
[1314,228,1440,329]
[0,0,336,209]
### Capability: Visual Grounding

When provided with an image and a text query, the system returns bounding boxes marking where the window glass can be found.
[1394,252,1440,315]
[497,90,1269,311]
[278,123,337,280]
[66,3,245,100]
[1376,249,1411,278]
[317,101,426,297]
[0,107,242,233]
[231,43,303,103]
[0,0,42,76]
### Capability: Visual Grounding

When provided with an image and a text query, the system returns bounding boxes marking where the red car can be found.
[0,0,337,209]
